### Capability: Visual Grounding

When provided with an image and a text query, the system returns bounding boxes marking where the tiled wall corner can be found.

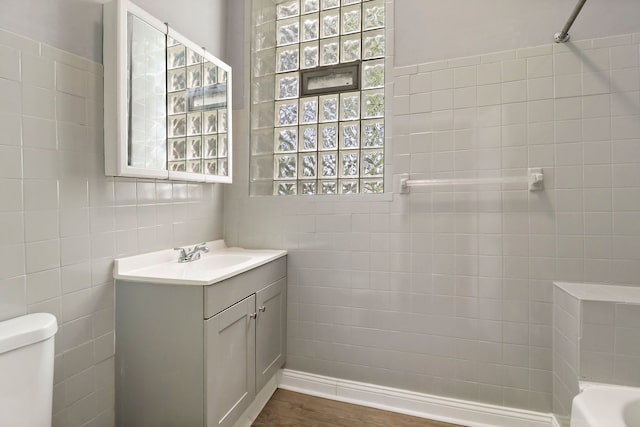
[552,286,580,426]
[0,28,224,427]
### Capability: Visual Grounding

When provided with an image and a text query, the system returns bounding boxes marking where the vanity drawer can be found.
[204,256,286,319]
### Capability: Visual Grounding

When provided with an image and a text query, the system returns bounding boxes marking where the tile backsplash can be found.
[0,29,223,426]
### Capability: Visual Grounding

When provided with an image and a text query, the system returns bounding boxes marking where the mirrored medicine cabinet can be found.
[103,0,232,183]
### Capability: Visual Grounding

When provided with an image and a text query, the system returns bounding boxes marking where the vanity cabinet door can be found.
[206,295,256,427]
[255,278,287,392]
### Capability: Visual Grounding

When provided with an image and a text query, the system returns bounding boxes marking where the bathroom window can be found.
[250,0,386,196]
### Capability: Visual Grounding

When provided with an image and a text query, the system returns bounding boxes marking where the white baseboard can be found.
[231,375,279,427]
[278,369,555,427]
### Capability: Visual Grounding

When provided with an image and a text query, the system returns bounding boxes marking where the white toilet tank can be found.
[0,313,58,427]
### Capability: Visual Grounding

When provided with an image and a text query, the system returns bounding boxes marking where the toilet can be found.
[0,313,58,427]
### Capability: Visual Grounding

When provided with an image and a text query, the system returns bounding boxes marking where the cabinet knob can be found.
[249,313,257,319]
[258,306,266,312]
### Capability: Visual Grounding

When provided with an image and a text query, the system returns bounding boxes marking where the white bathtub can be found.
[571,383,640,427]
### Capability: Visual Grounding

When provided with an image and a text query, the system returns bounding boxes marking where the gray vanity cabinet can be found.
[256,278,286,391]
[115,256,287,427]
[206,295,256,427]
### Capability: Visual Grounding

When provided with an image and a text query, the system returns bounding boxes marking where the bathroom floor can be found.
[252,389,465,426]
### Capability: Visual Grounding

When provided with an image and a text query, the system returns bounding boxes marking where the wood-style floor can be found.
[252,389,465,427]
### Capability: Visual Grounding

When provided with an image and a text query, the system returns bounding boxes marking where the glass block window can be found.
[269,0,385,195]
[166,37,229,177]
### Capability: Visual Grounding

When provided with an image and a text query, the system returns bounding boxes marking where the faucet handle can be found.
[195,242,209,252]
[174,247,187,258]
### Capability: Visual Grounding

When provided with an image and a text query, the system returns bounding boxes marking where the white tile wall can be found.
[0,29,224,427]
[233,17,640,415]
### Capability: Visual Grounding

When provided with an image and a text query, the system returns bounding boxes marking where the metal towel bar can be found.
[399,168,544,194]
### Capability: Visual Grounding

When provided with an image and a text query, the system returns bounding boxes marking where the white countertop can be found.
[114,240,287,286]
[554,281,640,304]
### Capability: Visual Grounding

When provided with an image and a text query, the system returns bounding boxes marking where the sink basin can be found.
[114,241,286,286]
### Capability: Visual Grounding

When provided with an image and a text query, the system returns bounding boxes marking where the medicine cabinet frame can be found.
[103,0,233,183]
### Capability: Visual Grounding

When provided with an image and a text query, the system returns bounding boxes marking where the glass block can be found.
[186,137,202,159]
[320,10,340,38]
[274,127,298,153]
[168,69,186,92]
[275,100,299,126]
[218,158,228,176]
[218,109,228,133]
[187,160,202,174]
[168,94,186,117]
[167,44,186,69]
[301,15,319,41]
[167,36,179,47]
[340,123,360,149]
[277,17,300,46]
[276,47,299,73]
[341,34,361,62]
[320,180,337,194]
[252,76,276,104]
[319,95,339,122]
[363,29,385,59]
[320,124,338,150]
[187,64,202,88]
[186,49,201,66]
[274,181,297,195]
[363,0,385,30]
[277,0,300,19]
[204,159,218,175]
[362,119,384,147]
[343,0,361,4]
[204,62,218,86]
[168,138,186,161]
[340,92,360,121]
[320,38,339,66]
[204,111,218,134]
[299,153,318,178]
[187,112,202,136]
[205,136,217,158]
[168,115,186,137]
[169,161,186,172]
[302,0,320,14]
[362,89,384,119]
[300,181,317,195]
[254,49,276,77]
[362,59,385,89]
[218,134,228,157]
[300,125,318,151]
[275,155,298,179]
[219,69,228,84]
[276,72,300,100]
[320,152,337,178]
[341,5,361,34]
[300,97,319,124]
[339,179,359,194]
[361,179,384,193]
[340,152,359,177]
[321,0,340,10]
[362,149,384,176]
[301,42,320,69]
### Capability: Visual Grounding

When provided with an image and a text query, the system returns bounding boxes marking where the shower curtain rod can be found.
[554,0,587,43]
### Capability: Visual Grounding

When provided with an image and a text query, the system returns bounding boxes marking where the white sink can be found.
[114,241,286,286]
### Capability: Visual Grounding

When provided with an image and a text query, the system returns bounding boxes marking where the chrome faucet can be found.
[174,243,209,263]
